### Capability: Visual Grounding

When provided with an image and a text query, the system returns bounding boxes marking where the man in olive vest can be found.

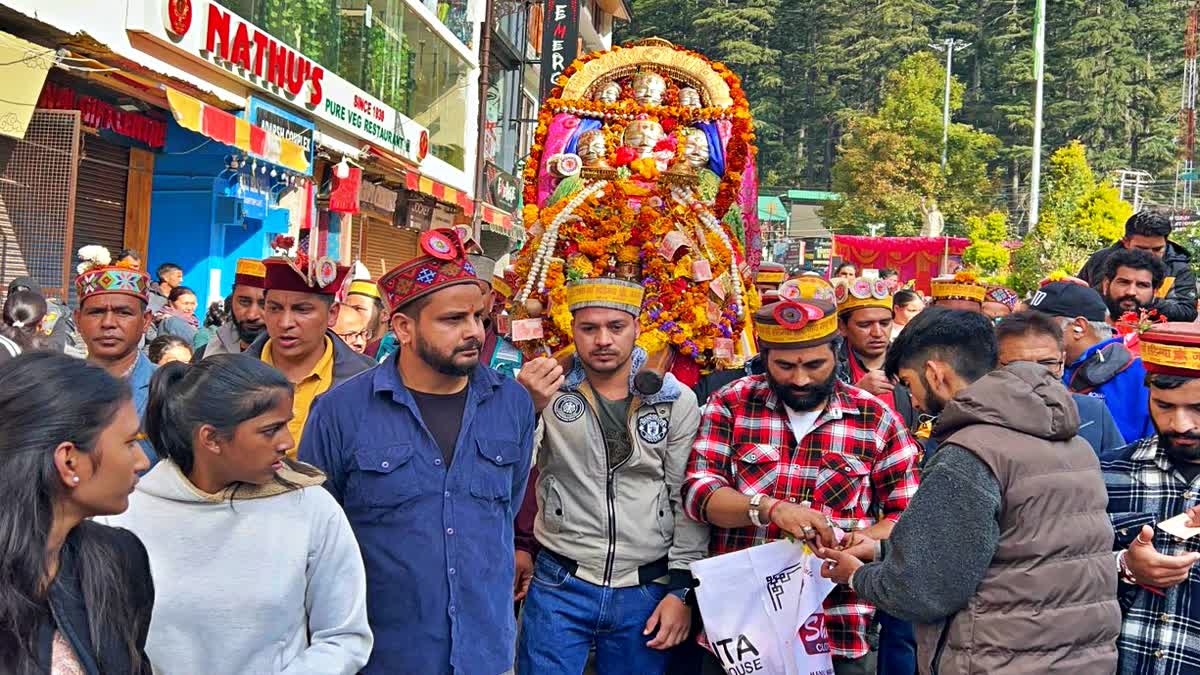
[818,307,1120,674]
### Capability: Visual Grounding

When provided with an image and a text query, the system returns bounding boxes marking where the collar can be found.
[560,346,681,405]
[1070,336,1125,370]
[1127,435,1200,487]
[127,351,156,388]
[262,336,334,384]
[372,351,503,406]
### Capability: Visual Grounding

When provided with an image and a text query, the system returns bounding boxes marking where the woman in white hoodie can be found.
[103,354,372,674]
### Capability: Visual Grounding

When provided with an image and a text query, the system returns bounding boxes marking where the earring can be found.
[72,475,80,484]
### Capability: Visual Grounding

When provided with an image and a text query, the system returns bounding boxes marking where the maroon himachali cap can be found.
[378,228,487,313]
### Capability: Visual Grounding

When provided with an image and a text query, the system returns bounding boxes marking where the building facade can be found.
[0,0,626,307]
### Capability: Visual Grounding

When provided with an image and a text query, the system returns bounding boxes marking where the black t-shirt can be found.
[411,386,469,466]
[596,392,633,468]
[1176,459,1200,485]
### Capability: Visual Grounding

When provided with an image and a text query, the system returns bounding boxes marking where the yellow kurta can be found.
[261,336,335,454]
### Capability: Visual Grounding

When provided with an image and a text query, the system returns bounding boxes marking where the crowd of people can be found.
[2,210,1200,675]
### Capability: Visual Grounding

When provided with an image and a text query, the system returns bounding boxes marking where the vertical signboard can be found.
[539,0,580,100]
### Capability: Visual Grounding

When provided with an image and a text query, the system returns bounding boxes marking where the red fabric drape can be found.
[833,236,970,294]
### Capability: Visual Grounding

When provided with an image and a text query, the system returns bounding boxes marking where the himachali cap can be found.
[74,246,150,304]
[379,228,485,313]
[347,279,383,300]
[566,278,645,316]
[263,257,351,297]
[835,277,893,316]
[984,284,1019,309]
[1140,322,1200,378]
[755,262,787,286]
[778,274,836,304]
[754,299,839,350]
[492,269,515,299]
[467,254,496,289]
[930,272,986,303]
[233,258,266,289]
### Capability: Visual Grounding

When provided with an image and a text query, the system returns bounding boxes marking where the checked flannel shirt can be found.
[1103,435,1200,674]
[683,376,921,659]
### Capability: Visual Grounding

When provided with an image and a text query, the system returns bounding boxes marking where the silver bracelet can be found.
[749,493,766,527]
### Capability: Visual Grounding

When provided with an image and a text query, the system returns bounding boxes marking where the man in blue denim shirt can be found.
[300,229,535,675]
[73,247,158,466]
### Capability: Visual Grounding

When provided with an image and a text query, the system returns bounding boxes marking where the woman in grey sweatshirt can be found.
[101,355,373,674]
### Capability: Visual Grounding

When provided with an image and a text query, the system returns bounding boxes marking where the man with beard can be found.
[1079,210,1197,321]
[193,258,266,360]
[1030,280,1153,443]
[300,228,535,675]
[818,307,1120,675]
[247,252,374,449]
[1101,247,1168,321]
[514,278,706,675]
[1101,322,1200,673]
[684,299,920,675]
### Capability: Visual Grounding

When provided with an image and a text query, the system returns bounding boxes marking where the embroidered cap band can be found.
[379,228,485,313]
[565,278,645,316]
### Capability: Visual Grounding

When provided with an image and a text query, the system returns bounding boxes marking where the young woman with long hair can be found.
[0,352,154,674]
[102,354,372,674]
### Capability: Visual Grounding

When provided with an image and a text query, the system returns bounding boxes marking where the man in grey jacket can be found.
[515,277,707,675]
[818,307,1120,675]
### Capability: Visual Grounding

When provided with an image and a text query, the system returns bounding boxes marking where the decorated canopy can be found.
[510,38,760,378]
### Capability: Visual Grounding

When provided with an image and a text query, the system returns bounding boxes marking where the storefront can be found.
[0,52,166,300]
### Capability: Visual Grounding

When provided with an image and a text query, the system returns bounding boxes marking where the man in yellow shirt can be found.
[247,254,376,450]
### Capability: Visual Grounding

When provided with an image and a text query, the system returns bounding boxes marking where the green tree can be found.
[962,211,1011,276]
[821,52,1000,235]
[1010,141,1131,293]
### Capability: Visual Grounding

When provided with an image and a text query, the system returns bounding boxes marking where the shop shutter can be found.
[0,110,81,300]
[73,135,129,258]
[360,217,418,280]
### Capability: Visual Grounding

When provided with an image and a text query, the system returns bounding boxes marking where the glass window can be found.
[214,0,467,170]
[404,6,470,169]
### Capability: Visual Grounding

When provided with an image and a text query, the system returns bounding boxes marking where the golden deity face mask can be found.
[680,128,710,171]
[594,81,622,104]
[679,87,702,108]
[622,119,665,158]
[577,130,609,167]
[631,71,667,107]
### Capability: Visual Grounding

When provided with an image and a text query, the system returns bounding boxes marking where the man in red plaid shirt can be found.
[683,298,920,675]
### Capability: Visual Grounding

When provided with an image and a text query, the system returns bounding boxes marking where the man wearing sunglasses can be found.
[995,311,1125,457]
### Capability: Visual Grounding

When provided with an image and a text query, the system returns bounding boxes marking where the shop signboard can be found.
[127,0,430,164]
[485,162,520,213]
[245,96,315,175]
[227,182,269,221]
[539,0,580,100]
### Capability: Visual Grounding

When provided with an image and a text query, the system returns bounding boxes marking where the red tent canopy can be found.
[833,235,971,294]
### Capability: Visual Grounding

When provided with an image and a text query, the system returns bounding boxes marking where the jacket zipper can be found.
[585,389,639,586]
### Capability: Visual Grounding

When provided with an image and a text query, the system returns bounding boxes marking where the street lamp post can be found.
[1029,0,1046,228]
[931,38,970,172]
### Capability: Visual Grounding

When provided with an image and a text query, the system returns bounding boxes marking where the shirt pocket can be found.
[733,443,780,495]
[541,474,566,534]
[470,438,523,501]
[1110,511,1157,549]
[814,452,872,514]
[349,444,419,508]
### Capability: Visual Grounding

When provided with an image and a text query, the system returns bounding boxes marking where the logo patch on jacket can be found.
[553,393,586,423]
[637,411,669,443]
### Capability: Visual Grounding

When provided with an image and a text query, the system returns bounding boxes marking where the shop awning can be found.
[165,88,308,173]
[758,195,788,222]
[405,171,475,216]
[480,203,525,240]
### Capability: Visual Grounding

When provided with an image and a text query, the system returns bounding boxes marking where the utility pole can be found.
[931,38,970,172]
[1029,0,1046,228]
[866,223,884,237]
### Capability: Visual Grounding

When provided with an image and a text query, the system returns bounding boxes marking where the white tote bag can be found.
[691,540,837,675]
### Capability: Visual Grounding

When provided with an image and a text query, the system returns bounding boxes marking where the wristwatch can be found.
[749,493,767,527]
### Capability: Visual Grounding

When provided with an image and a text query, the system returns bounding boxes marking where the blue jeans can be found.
[876,610,916,675]
[517,552,671,675]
